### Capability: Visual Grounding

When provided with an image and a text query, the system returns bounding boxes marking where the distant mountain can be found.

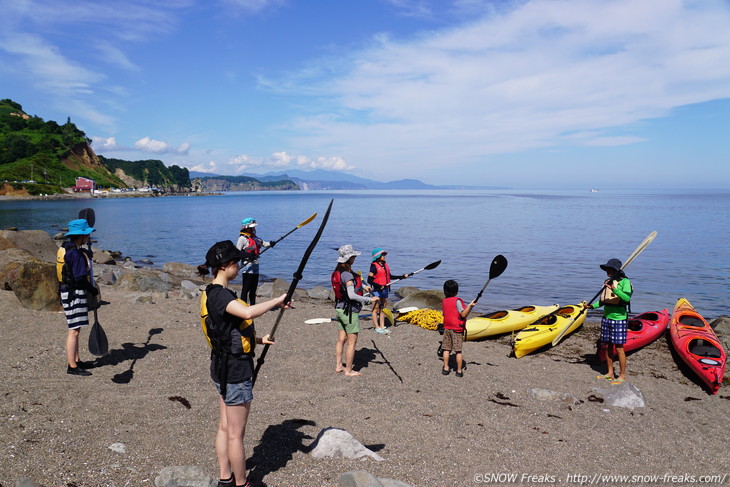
[188,170,220,179]
[196,174,298,192]
[245,169,503,190]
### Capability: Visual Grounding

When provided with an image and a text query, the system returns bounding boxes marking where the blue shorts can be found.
[600,317,628,345]
[215,379,253,406]
[372,288,389,299]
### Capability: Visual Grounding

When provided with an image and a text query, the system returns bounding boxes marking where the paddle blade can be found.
[489,255,508,279]
[297,212,317,228]
[424,260,441,271]
[88,316,108,356]
[78,208,96,227]
[305,318,333,324]
[395,306,419,314]
[552,305,587,346]
[621,231,657,269]
[382,308,394,326]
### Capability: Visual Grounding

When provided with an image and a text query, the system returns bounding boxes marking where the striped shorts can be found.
[60,289,89,330]
[600,317,628,345]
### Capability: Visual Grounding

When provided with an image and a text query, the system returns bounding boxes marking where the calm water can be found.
[1,189,728,318]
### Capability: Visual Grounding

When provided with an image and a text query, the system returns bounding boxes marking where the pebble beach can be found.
[1,282,729,487]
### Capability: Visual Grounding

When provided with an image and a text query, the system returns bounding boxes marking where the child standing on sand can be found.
[58,218,98,376]
[236,218,273,305]
[332,245,378,377]
[199,240,289,487]
[585,258,633,384]
[441,280,476,377]
[367,248,408,334]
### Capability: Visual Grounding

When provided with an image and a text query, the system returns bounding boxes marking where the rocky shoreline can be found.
[1,229,729,487]
[0,191,222,201]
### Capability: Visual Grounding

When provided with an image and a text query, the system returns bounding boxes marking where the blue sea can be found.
[1,189,728,318]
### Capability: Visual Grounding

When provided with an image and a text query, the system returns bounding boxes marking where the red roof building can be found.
[72,177,95,192]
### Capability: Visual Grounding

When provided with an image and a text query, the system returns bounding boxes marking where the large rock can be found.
[0,248,61,311]
[393,289,444,311]
[307,285,330,300]
[163,262,204,281]
[309,427,384,461]
[115,268,179,293]
[710,315,730,334]
[271,278,290,297]
[0,229,58,262]
[91,247,116,265]
[392,286,420,299]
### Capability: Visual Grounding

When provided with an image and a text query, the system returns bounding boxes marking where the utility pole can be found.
[30,164,33,182]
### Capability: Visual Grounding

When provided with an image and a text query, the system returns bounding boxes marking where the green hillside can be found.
[100,156,190,189]
[0,98,126,194]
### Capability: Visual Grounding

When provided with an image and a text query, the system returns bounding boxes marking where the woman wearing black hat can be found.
[585,258,633,384]
[199,240,288,487]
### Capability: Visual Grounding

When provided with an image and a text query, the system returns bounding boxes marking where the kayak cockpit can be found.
[688,339,722,359]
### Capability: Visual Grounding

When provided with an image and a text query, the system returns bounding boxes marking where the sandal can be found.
[596,374,613,380]
[611,378,625,385]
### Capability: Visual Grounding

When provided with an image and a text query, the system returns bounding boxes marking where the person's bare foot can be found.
[345,370,362,377]
[335,368,345,373]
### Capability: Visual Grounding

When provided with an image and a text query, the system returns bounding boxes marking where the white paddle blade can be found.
[305,318,333,324]
[621,231,657,269]
[396,306,419,314]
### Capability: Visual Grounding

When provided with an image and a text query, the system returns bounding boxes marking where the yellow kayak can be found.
[465,304,560,340]
[512,304,586,358]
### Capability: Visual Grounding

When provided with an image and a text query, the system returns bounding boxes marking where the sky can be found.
[1,0,730,189]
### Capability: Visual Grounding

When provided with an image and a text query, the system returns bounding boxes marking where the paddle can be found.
[552,231,658,346]
[88,292,108,356]
[252,200,333,386]
[386,260,441,286]
[78,208,96,227]
[304,307,420,325]
[474,255,508,303]
[258,212,317,256]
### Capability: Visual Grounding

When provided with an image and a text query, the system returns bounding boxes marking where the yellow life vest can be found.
[200,285,255,354]
[56,246,66,283]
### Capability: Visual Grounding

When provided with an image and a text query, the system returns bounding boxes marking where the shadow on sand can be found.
[91,327,166,384]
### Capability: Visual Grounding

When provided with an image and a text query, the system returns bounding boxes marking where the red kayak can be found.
[598,309,669,361]
[669,298,726,394]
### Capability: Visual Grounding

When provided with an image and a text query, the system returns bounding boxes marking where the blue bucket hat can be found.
[371,247,387,261]
[65,219,95,236]
[241,217,257,228]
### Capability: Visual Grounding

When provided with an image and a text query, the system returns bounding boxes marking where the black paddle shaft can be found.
[252,199,334,386]
[474,254,508,303]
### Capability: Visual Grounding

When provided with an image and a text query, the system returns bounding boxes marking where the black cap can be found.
[600,258,622,272]
[205,240,248,269]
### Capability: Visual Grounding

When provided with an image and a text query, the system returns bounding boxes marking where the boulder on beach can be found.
[162,262,205,281]
[309,427,384,461]
[393,289,444,311]
[0,248,61,311]
[115,268,179,294]
[0,229,58,262]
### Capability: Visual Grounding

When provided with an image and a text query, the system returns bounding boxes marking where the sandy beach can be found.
[1,283,728,487]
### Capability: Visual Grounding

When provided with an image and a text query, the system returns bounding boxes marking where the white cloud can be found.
[219,0,284,14]
[281,0,730,171]
[189,161,218,173]
[223,151,355,173]
[134,137,191,155]
[91,136,119,151]
[0,33,103,94]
